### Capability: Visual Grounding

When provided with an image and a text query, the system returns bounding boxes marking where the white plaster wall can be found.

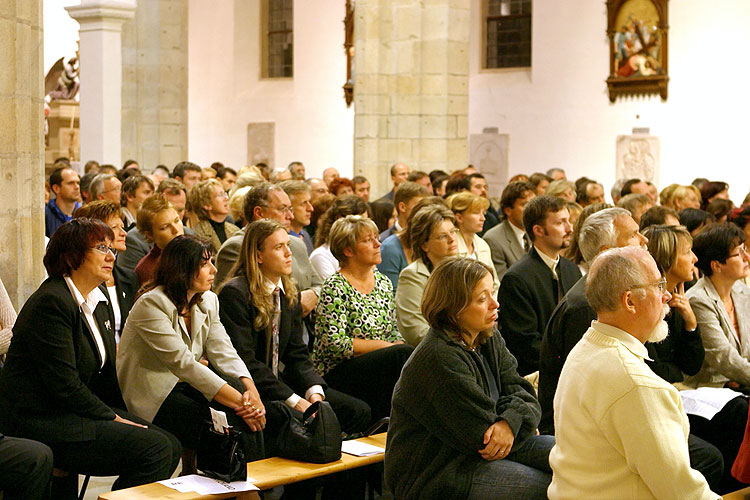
[43,0,80,76]
[469,0,750,202]
[188,0,354,178]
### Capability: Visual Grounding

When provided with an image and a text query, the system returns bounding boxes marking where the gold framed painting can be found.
[606,0,669,102]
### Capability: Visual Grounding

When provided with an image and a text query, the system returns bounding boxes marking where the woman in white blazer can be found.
[117,235,265,460]
[685,223,750,388]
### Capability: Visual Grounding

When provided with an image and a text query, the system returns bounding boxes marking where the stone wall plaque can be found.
[615,134,659,183]
[470,132,509,200]
[247,122,275,169]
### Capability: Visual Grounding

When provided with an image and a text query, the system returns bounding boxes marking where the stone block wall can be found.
[122,0,188,169]
[353,0,470,197]
[0,0,46,307]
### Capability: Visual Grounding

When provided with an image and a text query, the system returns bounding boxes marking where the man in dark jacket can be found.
[498,195,581,376]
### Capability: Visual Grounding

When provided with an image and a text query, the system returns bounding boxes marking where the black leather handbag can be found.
[197,424,247,482]
[273,400,342,463]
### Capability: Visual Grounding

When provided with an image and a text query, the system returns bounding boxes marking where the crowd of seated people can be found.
[2,158,749,499]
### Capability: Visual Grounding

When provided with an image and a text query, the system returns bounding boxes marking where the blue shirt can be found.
[45,198,80,237]
[377,234,407,293]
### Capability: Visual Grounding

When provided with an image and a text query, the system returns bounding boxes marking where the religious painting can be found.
[606,0,669,102]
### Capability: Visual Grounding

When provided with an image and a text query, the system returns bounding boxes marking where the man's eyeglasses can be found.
[269,205,294,214]
[632,277,668,294]
[92,244,118,257]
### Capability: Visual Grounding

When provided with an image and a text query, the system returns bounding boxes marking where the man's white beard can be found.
[647,305,671,343]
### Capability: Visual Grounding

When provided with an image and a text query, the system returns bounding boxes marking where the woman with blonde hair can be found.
[446,192,499,295]
[667,185,702,212]
[218,219,371,446]
[314,215,412,421]
[545,180,576,202]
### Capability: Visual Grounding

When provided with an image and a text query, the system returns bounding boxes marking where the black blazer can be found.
[218,277,325,402]
[0,277,123,443]
[538,275,592,434]
[497,248,581,376]
[111,256,139,336]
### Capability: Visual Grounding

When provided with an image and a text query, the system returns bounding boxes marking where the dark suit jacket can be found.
[0,278,123,443]
[217,277,325,402]
[538,275,593,434]
[479,206,500,237]
[497,248,581,376]
[110,257,139,337]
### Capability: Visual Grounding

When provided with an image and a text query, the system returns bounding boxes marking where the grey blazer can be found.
[116,287,251,422]
[396,259,431,347]
[684,277,750,387]
[482,220,525,283]
[214,226,322,294]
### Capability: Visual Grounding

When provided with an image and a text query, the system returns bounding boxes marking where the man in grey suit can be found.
[483,181,536,282]
[215,183,322,317]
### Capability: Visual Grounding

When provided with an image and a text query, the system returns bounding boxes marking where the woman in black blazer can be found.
[0,219,180,498]
[218,219,371,444]
[74,201,139,342]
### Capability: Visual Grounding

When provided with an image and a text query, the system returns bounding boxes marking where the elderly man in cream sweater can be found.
[549,246,720,500]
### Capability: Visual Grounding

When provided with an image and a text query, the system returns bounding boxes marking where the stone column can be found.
[0,0,46,307]
[353,0,470,197]
[66,0,136,167]
[121,0,188,168]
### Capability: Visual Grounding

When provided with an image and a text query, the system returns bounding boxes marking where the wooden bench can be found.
[97,433,387,500]
[725,486,750,499]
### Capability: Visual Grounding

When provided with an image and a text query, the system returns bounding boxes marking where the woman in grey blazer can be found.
[396,205,459,346]
[118,235,265,460]
[685,223,750,388]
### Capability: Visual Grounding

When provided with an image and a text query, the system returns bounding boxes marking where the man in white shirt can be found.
[549,246,720,500]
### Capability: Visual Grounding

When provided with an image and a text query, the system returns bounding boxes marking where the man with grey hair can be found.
[538,207,648,434]
[89,173,122,203]
[279,179,314,254]
[214,183,322,317]
[549,247,720,500]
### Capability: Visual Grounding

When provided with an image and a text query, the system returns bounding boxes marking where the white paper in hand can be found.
[209,407,229,433]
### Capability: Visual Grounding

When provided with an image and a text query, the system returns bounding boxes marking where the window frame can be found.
[482,0,532,71]
[260,0,294,79]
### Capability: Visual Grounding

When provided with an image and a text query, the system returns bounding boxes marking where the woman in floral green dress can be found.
[313,215,414,422]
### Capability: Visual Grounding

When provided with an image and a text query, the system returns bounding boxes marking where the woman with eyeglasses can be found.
[641,224,703,383]
[188,179,239,256]
[0,219,181,498]
[314,215,412,422]
[74,200,139,342]
[685,223,750,389]
[395,204,459,346]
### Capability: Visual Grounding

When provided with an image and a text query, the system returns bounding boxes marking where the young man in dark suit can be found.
[497,195,581,376]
